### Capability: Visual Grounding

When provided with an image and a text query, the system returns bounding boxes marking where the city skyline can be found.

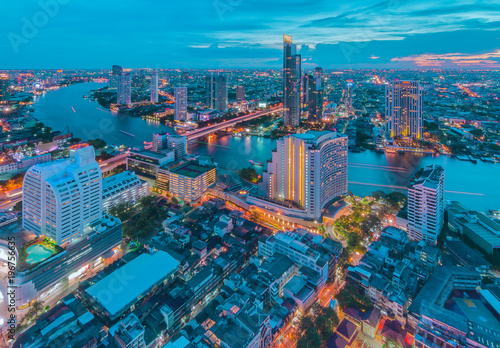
[2,1,499,69]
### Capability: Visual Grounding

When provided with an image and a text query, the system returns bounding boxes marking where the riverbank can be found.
[32,82,500,212]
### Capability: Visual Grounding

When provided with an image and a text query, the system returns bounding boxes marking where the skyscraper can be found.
[150,72,158,103]
[314,67,323,89]
[304,74,323,122]
[260,130,348,219]
[108,65,123,89]
[117,73,132,105]
[0,74,10,103]
[174,86,188,120]
[407,164,445,244]
[152,132,187,161]
[22,146,102,245]
[283,34,301,127]
[236,85,245,102]
[345,80,354,117]
[385,80,423,139]
[205,74,228,111]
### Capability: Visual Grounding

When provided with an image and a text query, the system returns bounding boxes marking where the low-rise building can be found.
[168,160,216,203]
[102,170,150,212]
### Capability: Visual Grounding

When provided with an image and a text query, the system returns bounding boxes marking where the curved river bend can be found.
[33,83,500,212]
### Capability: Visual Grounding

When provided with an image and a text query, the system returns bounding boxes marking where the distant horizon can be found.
[1,67,499,72]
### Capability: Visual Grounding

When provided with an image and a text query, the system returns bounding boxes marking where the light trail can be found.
[71,107,76,113]
[348,181,485,196]
[96,107,108,113]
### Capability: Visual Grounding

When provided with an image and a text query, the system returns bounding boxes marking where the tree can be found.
[239,167,259,183]
[297,328,321,348]
[32,301,44,317]
[336,284,373,311]
[86,138,107,149]
[13,201,22,212]
[318,225,326,236]
[315,307,339,341]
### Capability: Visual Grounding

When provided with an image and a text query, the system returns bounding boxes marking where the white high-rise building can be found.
[407,164,445,244]
[117,73,132,105]
[174,86,188,120]
[150,72,158,103]
[260,130,348,219]
[152,132,187,161]
[22,146,102,245]
[385,80,423,139]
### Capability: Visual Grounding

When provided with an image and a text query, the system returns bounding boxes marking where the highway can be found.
[185,106,283,140]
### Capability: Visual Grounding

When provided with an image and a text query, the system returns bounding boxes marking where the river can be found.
[33,82,500,212]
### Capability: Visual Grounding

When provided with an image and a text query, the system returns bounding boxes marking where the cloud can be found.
[391,50,500,68]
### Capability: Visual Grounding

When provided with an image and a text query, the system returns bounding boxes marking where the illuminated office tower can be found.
[109,65,123,89]
[205,74,228,111]
[385,80,423,139]
[0,74,10,103]
[261,130,347,219]
[150,72,159,103]
[152,132,187,161]
[314,67,323,89]
[407,165,445,244]
[283,34,301,127]
[236,85,245,101]
[174,86,188,120]
[345,80,354,117]
[304,74,323,122]
[117,73,132,105]
[22,146,102,245]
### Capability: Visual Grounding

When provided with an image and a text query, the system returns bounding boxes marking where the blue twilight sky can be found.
[1,0,499,69]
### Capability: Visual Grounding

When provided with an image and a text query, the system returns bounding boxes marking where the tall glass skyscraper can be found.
[283,34,301,127]
[117,73,132,105]
[205,74,227,111]
[150,72,159,103]
[385,80,423,139]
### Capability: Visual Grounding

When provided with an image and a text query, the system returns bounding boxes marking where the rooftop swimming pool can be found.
[25,244,53,265]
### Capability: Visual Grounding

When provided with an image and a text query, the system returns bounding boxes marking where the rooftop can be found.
[169,160,215,178]
[85,251,179,316]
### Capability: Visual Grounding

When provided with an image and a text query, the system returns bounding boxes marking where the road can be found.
[185,106,282,140]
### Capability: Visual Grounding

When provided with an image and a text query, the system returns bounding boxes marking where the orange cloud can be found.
[391,50,500,67]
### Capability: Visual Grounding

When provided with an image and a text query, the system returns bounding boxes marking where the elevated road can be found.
[185,106,283,141]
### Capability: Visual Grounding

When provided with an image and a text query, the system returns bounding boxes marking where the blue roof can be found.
[85,251,179,316]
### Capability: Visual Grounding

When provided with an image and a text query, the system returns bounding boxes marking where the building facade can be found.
[260,130,348,220]
[22,146,102,245]
[174,86,188,120]
[205,74,228,111]
[385,80,423,139]
[150,72,158,103]
[117,73,132,105]
[168,160,216,203]
[236,85,245,102]
[408,165,445,244]
[283,34,301,127]
[102,170,150,213]
[152,131,187,161]
[0,74,9,103]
